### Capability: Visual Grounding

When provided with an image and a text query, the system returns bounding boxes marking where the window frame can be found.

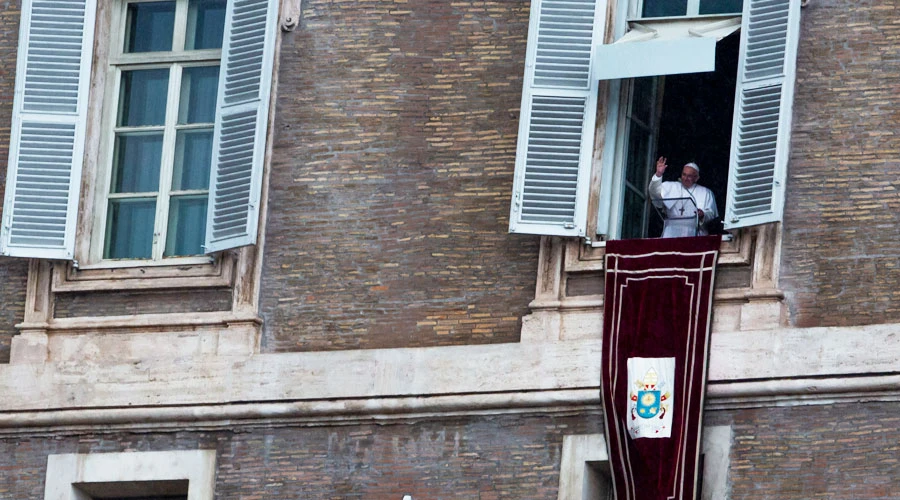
[598,6,742,241]
[557,427,732,500]
[88,0,224,267]
[508,0,801,241]
[629,0,744,19]
[43,450,216,500]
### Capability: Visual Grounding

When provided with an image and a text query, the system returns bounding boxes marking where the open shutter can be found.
[204,0,279,253]
[0,0,96,259]
[508,0,607,237]
[724,0,801,229]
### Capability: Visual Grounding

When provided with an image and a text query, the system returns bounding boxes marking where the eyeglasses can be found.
[681,173,699,180]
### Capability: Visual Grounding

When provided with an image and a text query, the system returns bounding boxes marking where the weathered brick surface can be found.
[781,0,900,327]
[0,2,23,364]
[259,0,538,351]
[54,288,232,318]
[726,402,900,499]
[4,404,900,499]
[0,412,601,499]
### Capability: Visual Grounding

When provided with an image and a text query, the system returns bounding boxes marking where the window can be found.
[557,428,732,500]
[609,32,739,239]
[635,0,743,18]
[96,0,226,262]
[508,0,802,241]
[0,0,278,263]
[43,450,215,500]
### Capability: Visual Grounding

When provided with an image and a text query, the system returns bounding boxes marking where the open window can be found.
[508,0,802,241]
[607,31,739,239]
[0,0,279,263]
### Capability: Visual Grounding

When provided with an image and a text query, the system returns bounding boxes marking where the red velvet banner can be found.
[600,235,720,500]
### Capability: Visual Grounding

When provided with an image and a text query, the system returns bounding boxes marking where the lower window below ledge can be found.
[44,450,216,500]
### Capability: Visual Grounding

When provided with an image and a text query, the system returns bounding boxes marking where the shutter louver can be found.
[509,0,605,237]
[533,0,597,89]
[520,96,586,225]
[725,0,801,229]
[1,0,95,259]
[204,0,278,253]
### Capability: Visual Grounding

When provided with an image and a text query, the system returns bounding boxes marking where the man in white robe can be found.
[648,157,718,238]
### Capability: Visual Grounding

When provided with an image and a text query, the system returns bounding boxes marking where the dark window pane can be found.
[105,198,156,259]
[631,77,654,124]
[172,129,213,190]
[186,0,227,50]
[178,66,220,124]
[119,69,170,127]
[625,122,651,188]
[699,0,743,14]
[621,188,647,239]
[106,497,187,500]
[112,132,163,193]
[165,195,208,256]
[642,0,688,17]
[125,1,176,53]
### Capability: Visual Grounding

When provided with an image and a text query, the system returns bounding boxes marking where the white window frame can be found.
[628,0,744,19]
[88,0,223,268]
[558,427,733,500]
[43,449,216,500]
[509,0,801,241]
[599,0,799,240]
[1,0,279,267]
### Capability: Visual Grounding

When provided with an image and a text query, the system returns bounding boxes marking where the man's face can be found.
[680,166,699,188]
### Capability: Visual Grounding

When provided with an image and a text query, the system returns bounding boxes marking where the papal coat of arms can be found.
[626,357,675,439]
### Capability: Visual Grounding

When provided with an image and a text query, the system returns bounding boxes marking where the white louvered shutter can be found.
[508,0,607,237]
[204,0,279,253]
[724,0,801,229]
[0,0,96,259]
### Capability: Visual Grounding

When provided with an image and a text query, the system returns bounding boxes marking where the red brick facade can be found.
[0,0,898,498]
[3,404,900,498]
[780,0,900,327]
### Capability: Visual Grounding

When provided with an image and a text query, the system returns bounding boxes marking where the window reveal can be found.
[617,32,739,239]
[103,0,226,260]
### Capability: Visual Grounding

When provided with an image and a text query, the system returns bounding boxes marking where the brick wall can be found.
[0,2,24,364]
[0,412,601,499]
[0,0,899,358]
[4,403,900,499]
[258,0,540,352]
[781,0,900,327]
[726,402,900,499]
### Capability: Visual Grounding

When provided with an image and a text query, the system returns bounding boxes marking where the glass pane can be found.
[173,129,213,190]
[642,0,687,17]
[625,121,651,187]
[186,0,227,50]
[112,132,163,193]
[631,77,654,125]
[119,69,170,126]
[125,1,176,53]
[105,198,156,259]
[165,195,208,256]
[699,0,743,14]
[621,188,647,239]
[178,66,220,124]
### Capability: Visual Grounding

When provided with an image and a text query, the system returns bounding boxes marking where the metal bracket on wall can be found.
[281,0,302,31]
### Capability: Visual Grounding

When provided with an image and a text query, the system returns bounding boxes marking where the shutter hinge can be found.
[564,222,575,229]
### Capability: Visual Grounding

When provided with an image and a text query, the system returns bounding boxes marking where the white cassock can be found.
[648,174,718,238]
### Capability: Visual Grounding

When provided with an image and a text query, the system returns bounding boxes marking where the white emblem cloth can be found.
[627,357,675,439]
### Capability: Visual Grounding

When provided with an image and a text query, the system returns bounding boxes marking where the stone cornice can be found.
[0,322,897,431]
